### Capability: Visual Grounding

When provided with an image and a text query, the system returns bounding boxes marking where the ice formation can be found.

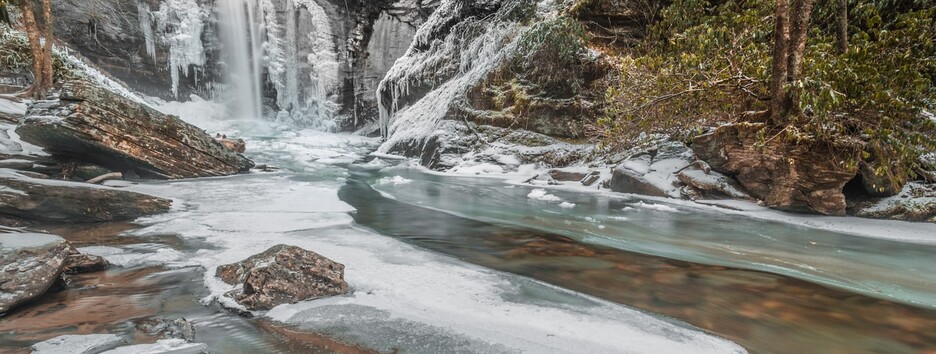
[155,0,208,98]
[376,0,528,147]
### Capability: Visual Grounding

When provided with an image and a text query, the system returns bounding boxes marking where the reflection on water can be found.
[341,168,936,354]
[366,168,936,311]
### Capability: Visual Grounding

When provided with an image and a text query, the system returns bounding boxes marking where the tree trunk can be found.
[38,0,54,94]
[835,0,848,54]
[769,0,791,125]
[786,0,815,83]
[12,0,45,98]
[784,0,815,117]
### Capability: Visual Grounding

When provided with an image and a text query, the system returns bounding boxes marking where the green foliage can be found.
[512,16,595,97]
[0,1,11,27]
[598,0,772,145]
[1,28,83,83]
[598,0,936,183]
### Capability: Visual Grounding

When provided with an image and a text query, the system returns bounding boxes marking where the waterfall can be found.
[217,0,265,120]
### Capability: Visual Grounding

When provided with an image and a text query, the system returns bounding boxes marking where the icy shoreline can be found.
[379,157,936,246]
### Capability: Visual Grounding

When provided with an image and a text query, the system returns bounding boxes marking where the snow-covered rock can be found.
[606,142,693,198]
[855,182,936,223]
[30,334,126,354]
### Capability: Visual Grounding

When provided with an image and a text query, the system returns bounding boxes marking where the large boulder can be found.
[16,81,254,179]
[605,142,693,198]
[216,244,348,311]
[692,123,861,216]
[0,233,71,313]
[0,168,171,223]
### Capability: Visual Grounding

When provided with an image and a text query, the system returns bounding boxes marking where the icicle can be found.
[136,0,156,62]
[155,0,207,98]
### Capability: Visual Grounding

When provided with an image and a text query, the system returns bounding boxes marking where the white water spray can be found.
[218,0,265,120]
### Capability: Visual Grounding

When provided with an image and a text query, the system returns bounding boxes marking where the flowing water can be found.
[5,122,936,353]
[218,0,265,120]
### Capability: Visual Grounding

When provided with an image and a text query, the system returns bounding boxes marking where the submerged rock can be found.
[16,81,254,179]
[216,244,348,311]
[135,318,196,342]
[0,233,71,313]
[0,168,170,223]
[692,123,861,216]
[31,334,127,354]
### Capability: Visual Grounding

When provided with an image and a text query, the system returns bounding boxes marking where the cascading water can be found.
[217,0,265,120]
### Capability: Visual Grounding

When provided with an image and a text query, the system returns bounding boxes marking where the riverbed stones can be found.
[16,80,254,179]
[216,244,349,311]
[692,123,862,216]
[0,168,171,223]
[0,233,71,313]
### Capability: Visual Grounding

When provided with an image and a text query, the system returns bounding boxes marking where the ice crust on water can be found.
[112,114,743,353]
[528,188,562,202]
[377,176,413,186]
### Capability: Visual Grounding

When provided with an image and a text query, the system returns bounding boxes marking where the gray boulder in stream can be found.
[16,80,254,179]
[0,233,71,313]
[216,244,349,311]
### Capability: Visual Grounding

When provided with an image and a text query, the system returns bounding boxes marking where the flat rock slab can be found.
[216,244,348,311]
[31,334,127,354]
[99,339,207,354]
[0,233,70,313]
[16,80,254,179]
[0,168,170,223]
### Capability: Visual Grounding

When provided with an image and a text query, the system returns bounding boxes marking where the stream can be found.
[4,122,936,354]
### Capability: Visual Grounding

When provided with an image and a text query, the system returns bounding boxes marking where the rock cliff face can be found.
[52,0,437,128]
[692,123,863,216]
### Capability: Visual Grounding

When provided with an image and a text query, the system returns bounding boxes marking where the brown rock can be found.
[548,170,587,182]
[692,123,861,215]
[216,245,348,311]
[0,233,71,313]
[63,244,110,274]
[15,80,254,179]
[217,137,246,154]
